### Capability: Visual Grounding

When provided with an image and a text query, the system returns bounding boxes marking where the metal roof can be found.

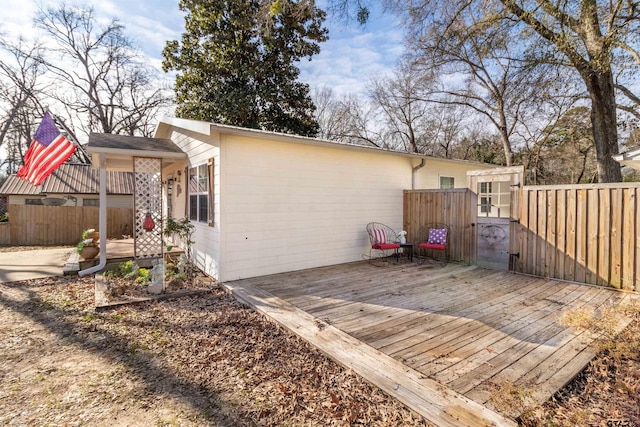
[88,133,184,153]
[0,164,134,195]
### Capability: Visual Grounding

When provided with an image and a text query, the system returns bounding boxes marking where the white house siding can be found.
[219,135,413,281]
[162,127,221,280]
[414,158,492,189]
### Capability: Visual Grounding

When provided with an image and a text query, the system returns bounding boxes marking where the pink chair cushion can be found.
[428,228,447,245]
[373,242,400,250]
[419,242,446,251]
[372,228,387,244]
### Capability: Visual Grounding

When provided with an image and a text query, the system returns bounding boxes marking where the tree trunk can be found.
[499,127,513,166]
[583,70,622,182]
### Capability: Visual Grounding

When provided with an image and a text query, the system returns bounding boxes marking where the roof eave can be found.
[156,117,494,168]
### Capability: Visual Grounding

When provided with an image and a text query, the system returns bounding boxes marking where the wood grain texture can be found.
[226,261,638,422]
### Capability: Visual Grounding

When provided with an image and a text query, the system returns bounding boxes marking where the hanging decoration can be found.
[143,212,155,231]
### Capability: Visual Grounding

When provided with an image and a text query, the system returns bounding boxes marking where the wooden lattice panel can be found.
[134,157,163,259]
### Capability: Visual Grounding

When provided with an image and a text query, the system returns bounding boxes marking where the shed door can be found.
[468,167,523,270]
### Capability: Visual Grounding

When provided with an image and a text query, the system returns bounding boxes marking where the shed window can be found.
[188,163,212,224]
[83,199,99,207]
[440,176,455,189]
[25,198,43,205]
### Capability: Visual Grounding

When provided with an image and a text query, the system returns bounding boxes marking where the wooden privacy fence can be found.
[514,183,639,292]
[0,223,9,245]
[403,189,475,264]
[4,205,133,246]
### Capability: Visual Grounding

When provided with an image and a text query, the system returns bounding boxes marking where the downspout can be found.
[79,152,107,276]
[412,158,426,190]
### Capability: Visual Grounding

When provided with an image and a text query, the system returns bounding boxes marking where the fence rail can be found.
[403,189,475,264]
[5,205,133,246]
[514,184,639,291]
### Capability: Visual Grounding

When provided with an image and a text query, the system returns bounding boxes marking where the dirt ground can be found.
[0,274,638,427]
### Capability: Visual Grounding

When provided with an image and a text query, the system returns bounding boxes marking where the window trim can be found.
[439,176,455,190]
[187,159,214,226]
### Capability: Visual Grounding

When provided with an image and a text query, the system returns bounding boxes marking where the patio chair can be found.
[417,223,450,264]
[366,222,401,263]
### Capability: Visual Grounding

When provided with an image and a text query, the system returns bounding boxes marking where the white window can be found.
[477,181,510,217]
[440,176,455,189]
[188,162,213,225]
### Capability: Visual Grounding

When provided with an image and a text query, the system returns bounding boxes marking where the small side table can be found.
[399,242,414,262]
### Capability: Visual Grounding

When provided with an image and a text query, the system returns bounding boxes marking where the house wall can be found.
[219,135,413,281]
[414,158,492,189]
[162,127,221,279]
[158,121,496,282]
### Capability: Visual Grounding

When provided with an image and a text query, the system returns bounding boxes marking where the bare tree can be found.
[369,60,437,153]
[33,4,171,136]
[312,88,386,147]
[0,38,50,174]
[409,10,542,167]
[332,0,640,181]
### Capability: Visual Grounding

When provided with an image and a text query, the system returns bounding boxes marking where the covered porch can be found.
[224,261,638,426]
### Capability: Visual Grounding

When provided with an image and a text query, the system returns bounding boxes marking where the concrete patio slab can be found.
[0,247,73,283]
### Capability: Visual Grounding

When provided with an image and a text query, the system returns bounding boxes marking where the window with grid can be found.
[477,181,510,218]
[188,163,212,224]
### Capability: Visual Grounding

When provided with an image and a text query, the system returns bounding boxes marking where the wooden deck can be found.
[224,261,638,426]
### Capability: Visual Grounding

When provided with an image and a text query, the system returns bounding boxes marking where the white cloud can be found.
[299,8,405,97]
[0,0,405,101]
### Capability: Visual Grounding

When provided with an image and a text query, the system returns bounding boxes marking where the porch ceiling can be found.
[86,133,186,171]
[224,261,637,425]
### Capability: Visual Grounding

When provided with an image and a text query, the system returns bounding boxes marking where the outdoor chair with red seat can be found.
[417,223,450,263]
[366,222,401,262]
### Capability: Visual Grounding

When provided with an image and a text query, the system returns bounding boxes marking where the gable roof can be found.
[88,133,184,154]
[0,164,134,196]
[86,133,187,171]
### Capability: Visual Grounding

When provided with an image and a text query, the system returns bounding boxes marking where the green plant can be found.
[135,268,151,285]
[0,212,8,222]
[163,217,196,279]
[76,228,99,254]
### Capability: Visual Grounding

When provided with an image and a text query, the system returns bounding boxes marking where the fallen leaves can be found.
[0,275,432,426]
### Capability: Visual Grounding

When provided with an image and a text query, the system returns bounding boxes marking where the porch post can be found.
[78,152,107,276]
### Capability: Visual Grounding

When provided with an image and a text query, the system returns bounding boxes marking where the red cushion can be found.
[419,243,446,251]
[373,243,400,250]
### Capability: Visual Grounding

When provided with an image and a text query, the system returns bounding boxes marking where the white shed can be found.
[151,118,495,282]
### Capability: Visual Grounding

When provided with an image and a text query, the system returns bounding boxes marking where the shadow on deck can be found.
[223,260,638,426]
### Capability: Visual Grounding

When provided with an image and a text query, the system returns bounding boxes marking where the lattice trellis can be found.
[134,157,163,259]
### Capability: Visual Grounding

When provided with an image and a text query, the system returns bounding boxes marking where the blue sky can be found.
[1,0,405,97]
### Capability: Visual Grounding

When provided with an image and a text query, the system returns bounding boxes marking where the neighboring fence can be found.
[0,223,9,245]
[403,189,475,264]
[514,183,639,292]
[5,205,134,246]
[0,196,7,215]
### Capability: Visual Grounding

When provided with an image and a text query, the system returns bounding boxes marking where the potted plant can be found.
[77,228,100,260]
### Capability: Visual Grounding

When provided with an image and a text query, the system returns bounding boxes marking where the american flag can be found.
[17,113,76,186]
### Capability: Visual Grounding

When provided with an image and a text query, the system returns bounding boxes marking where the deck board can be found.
[223,261,638,425]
